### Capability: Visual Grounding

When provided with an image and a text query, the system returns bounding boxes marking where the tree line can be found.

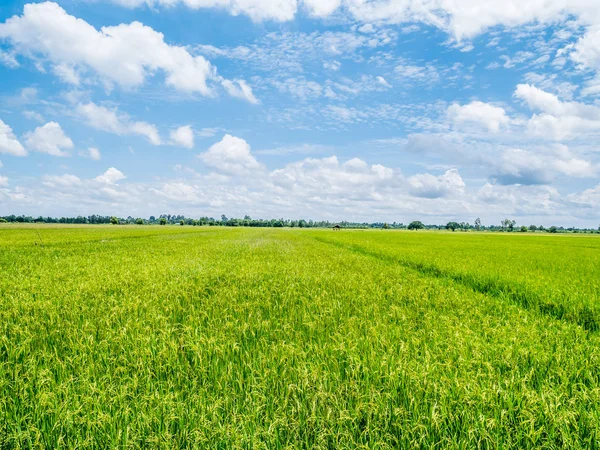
[1,214,599,233]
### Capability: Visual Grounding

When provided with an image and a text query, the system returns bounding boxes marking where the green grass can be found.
[0,225,599,448]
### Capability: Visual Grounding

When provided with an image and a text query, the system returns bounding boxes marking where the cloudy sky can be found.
[1,0,599,226]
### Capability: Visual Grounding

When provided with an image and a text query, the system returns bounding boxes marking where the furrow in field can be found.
[310,236,598,333]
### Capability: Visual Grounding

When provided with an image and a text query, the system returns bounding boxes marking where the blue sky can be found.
[0,0,599,226]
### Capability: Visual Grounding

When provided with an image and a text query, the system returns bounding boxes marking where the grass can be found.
[0,225,599,448]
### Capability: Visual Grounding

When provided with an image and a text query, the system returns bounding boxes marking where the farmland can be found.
[0,225,599,448]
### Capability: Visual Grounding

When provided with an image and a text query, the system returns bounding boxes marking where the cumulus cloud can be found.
[447,101,510,133]
[200,134,262,175]
[571,25,600,73]
[408,169,465,198]
[568,183,600,209]
[24,122,73,157]
[303,0,341,17]
[270,156,395,196]
[170,125,195,149]
[100,0,600,42]
[515,84,600,140]
[76,102,161,145]
[0,175,7,187]
[94,167,126,185]
[0,119,27,156]
[0,2,252,99]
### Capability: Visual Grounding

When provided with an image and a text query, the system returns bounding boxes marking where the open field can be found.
[1,225,599,448]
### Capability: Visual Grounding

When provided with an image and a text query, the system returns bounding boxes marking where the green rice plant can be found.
[0,226,598,448]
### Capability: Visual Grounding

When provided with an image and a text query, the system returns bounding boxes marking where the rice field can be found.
[0,225,599,448]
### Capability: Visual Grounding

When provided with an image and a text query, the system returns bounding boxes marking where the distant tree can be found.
[529,225,537,232]
[160,218,167,225]
[474,218,481,230]
[501,219,516,231]
[0,218,6,223]
[382,222,390,229]
[520,226,528,232]
[549,226,558,233]
[408,221,425,230]
[180,220,185,226]
[539,225,545,232]
[446,221,460,232]
[149,216,156,222]
[135,218,144,225]
[110,216,119,225]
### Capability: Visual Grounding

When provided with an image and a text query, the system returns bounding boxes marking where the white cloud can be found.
[448,101,510,132]
[0,2,249,98]
[476,183,563,217]
[408,169,465,198]
[273,77,323,101]
[42,174,82,187]
[94,167,126,185]
[571,25,600,72]
[395,60,439,83]
[376,76,391,88]
[23,110,45,123]
[87,147,101,160]
[515,84,600,140]
[170,125,195,149]
[200,134,262,175]
[52,63,80,85]
[270,155,395,193]
[24,122,73,157]
[220,79,259,104]
[0,119,27,156]
[0,175,7,187]
[76,102,161,145]
[0,49,18,67]
[125,0,298,22]
[568,183,600,209]
[303,0,341,17]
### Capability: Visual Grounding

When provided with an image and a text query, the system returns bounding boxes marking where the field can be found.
[1,225,599,448]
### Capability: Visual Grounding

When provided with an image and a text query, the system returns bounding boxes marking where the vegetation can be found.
[1,214,599,233]
[0,225,599,448]
[407,221,424,230]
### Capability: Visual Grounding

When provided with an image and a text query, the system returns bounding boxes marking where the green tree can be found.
[549,226,558,233]
[408,221,425,230]
[135,218,144,225]
[180,220,185,226]
[382,223,390,229]
[474,217,481,230]
[529,225,537,231]
[160,218,167,226]
[110,216,119,225]
[520,226,528,232]
[446,221,460,232]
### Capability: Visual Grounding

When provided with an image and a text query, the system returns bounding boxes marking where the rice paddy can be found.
[1,225,599,448]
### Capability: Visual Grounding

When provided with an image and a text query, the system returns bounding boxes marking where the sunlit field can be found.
[1,225,599,448]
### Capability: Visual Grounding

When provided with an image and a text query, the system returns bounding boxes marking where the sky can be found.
[0,0,599,226]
